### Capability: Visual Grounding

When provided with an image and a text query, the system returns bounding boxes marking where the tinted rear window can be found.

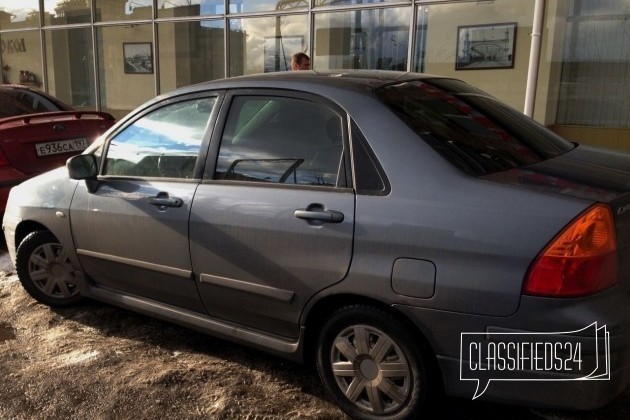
[375,79,573,176]
[0,89,66,119]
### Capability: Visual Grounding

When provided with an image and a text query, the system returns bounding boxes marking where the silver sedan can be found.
[3,71,630,419]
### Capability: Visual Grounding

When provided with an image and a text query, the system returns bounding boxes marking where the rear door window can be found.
[214,95,345,187]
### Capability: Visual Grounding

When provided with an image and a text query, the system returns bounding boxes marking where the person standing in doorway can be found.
[291,52,311,71]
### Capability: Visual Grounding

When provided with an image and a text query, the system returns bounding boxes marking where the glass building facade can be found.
[1,0,629,149]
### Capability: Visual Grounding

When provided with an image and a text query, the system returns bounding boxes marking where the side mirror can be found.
[67,154,97,180]
[67,155,99,193]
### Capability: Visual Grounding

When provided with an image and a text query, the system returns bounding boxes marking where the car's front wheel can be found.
[316,305,434,420]
[16,230,83,307]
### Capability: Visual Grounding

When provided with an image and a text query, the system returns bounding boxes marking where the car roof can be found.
[216,70,441,84]
[162,70,449,99]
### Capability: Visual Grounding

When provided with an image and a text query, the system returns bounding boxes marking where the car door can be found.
[190,91,355,339]
[69,95,219,311]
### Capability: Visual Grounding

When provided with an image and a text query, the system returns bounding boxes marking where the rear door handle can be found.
[149,193,183,208]
[294,208,344,223]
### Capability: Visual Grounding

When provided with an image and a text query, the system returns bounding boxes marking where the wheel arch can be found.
[14,220,52,249]
[302,294,443,385]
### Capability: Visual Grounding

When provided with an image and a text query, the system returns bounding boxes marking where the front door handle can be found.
[294,208,344,223]
[149,193,183,208]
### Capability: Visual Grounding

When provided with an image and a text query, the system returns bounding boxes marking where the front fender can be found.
[3,167,81,272]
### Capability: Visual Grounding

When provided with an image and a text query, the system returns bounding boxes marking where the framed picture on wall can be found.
[455,22,516,70]
[264,36,304,72]
[123,42,153,74]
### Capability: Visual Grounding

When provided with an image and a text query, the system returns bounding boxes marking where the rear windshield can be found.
[0,89,67,119]
[375,79,574,176]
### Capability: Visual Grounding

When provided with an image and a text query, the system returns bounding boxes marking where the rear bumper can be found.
[437,328,630,410]
[395,289,630,410]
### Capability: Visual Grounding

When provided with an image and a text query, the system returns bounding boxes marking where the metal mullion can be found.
[153,15,160,96]
[407,1,417,72]
[39,0,47,91]
[224,0,229,77]
[308,1,314,60]
[91,0,102,111]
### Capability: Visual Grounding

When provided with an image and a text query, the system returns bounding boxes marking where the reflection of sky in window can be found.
[124,0,152,15]
[230,15,307,73]
[1,0,39,21]
[156,0,225,15]
[108,142,154,164]
[115,118,203,152]
[1,0,243,18]
[313,7,410,70]
[0,1,231,20]
[217,148,336,186]
[217,148,275,172]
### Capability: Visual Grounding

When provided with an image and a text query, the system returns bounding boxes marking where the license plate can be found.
[36,138,88,157]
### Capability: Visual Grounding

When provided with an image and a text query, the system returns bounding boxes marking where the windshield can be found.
[375,79,574,176]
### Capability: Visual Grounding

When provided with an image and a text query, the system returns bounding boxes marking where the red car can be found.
[0,85,115,211]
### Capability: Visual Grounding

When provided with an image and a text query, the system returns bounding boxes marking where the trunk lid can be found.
[483,144,630,291]
[0,111,115,176]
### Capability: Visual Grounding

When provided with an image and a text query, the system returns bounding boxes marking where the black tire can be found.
[316,305,434,420]
[15,230,83,307]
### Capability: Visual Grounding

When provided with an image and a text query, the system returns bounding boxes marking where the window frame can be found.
[204,89,353,191]
[97,91,224,182]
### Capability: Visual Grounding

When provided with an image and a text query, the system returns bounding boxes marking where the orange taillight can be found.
[524,203,617,297]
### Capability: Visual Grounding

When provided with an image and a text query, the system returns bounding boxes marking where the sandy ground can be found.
[1,242,630,419]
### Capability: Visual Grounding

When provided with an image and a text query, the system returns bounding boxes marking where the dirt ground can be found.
[2,244,630,420]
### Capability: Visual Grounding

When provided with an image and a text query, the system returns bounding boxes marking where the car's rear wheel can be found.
[16,230,82,307]
[316,305,434,420]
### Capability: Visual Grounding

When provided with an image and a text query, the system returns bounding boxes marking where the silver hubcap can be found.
[28,242,78,298]
[331,325,411,415]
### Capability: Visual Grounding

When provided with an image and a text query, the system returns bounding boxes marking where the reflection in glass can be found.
[45,28,95,109]
[0,31,43,86]
[105,98,215,178]
[95,0,152,22]
[157,0,222,18]
[97,25,155,119]
[158,20,225,92]
[0,1,40,29]
[314,8,410,71]
[315,0,406,6]
[376,80,570,176]
[216,96,342,186]
[411,1,533,111]
[229,0,306,14]
[229,14,308,76]
[556,0,630,127]
[44,0,91,25]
